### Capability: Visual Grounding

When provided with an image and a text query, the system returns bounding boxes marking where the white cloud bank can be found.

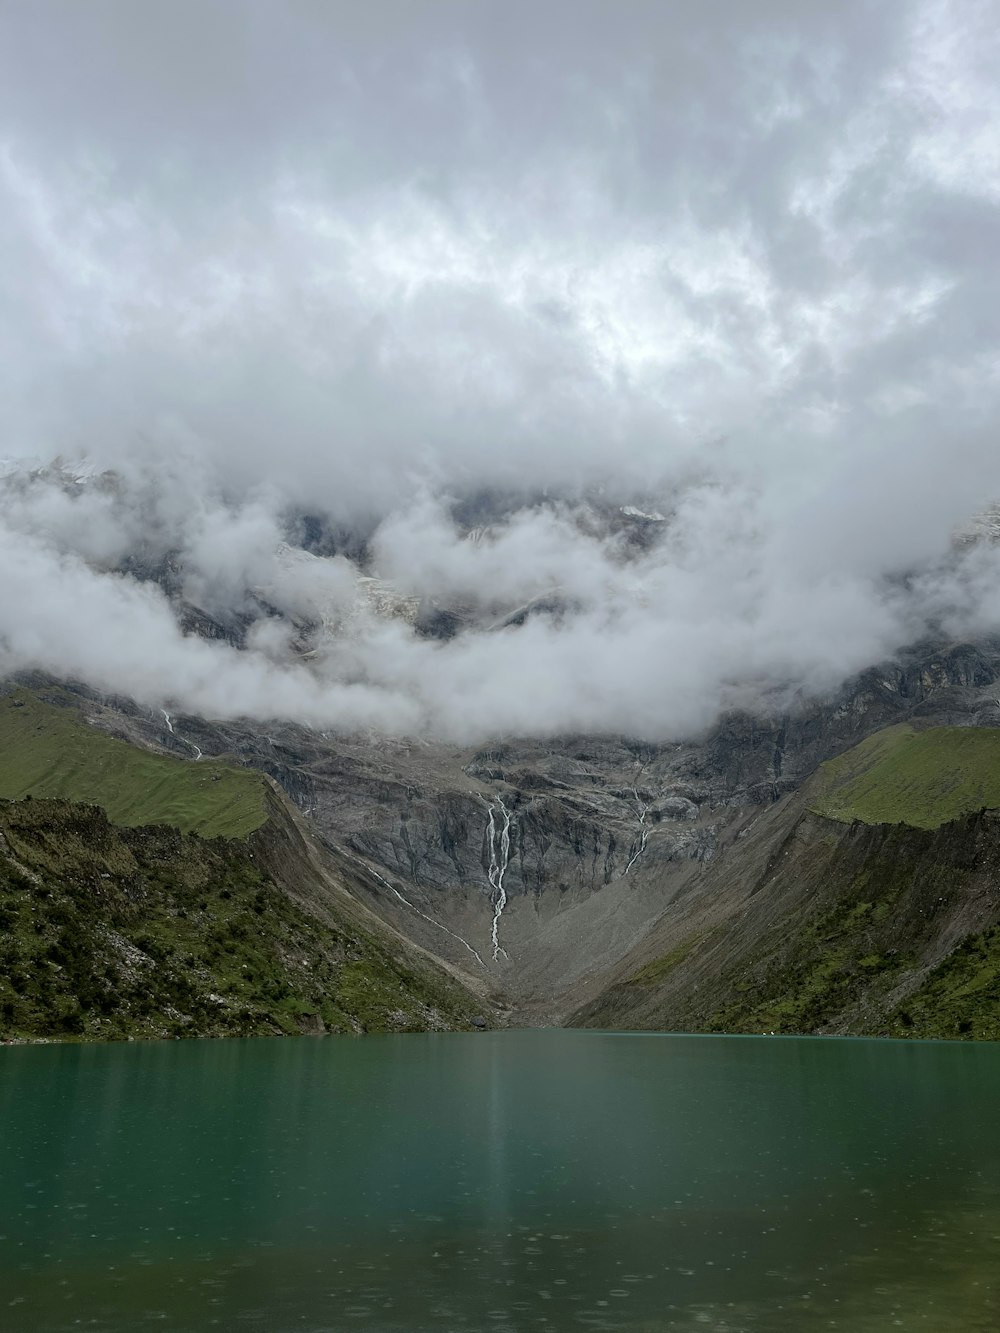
[0,1,999,741]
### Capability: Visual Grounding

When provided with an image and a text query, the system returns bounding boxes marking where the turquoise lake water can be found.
[1,1030,998,1330]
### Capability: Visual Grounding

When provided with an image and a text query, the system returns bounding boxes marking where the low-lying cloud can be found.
[1,1,999,742]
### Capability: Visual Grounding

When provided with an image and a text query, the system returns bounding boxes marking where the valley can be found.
[5,631,1000,1042]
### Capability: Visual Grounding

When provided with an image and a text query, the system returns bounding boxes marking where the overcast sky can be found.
[1,1,999,739]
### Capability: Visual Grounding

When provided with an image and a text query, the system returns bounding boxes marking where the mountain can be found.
[4,465,1000,1039]
[7,627,1000,1039]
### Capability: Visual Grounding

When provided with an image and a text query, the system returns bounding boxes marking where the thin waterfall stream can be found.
[485,795,512,962]
[160,709,203,761]
[623,787,648,874]
[338,847,486,969]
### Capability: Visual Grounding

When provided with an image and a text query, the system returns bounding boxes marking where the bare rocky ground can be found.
[26,633,1000,1026]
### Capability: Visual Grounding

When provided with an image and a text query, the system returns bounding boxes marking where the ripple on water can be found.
[1,1033,999,1330]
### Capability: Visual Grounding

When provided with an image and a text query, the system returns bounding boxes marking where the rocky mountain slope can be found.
[573,726,1000,1039]
[0,691,491,1042]
[7,630,1000,1035]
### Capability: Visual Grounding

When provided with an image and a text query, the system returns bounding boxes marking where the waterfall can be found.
[340,848,486,969]
[161,709,202,761]
[485,795,512,961]
[623,787,648,875]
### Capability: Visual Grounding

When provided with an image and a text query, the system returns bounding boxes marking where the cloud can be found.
[0,1,999,741]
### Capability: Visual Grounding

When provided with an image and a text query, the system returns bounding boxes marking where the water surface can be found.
[1,1030,998,1330]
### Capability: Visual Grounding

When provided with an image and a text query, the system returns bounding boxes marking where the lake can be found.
[1,1030,998,1331]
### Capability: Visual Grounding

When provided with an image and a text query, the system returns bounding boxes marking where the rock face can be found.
[671,639,1000,807]
[32,632,1000,1022]
[572,798,1000,1042]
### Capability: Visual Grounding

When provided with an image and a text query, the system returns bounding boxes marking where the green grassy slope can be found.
[896,925,1000,1039]
[577,721,1000,1040]
[810,723,1000,829]
[577,805,1000,1041]
[0,690,265,838]
[702,818,994,1038]
[0,796,485,1041]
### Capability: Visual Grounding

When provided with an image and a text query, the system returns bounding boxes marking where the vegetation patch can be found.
[886,927,1000,1041]
[810,724,1000,829]
[0,796,481,1042]
[704,845,966,1035]
[0,689,265,838]
[625,931,709,987]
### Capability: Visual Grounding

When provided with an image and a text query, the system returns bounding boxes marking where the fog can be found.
[1,1,999,741]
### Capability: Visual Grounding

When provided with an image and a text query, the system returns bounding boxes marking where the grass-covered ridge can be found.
[0,689,265,838]
[810,723,1000,829]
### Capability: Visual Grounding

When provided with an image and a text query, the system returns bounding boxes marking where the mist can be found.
[1,1,1000,742]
